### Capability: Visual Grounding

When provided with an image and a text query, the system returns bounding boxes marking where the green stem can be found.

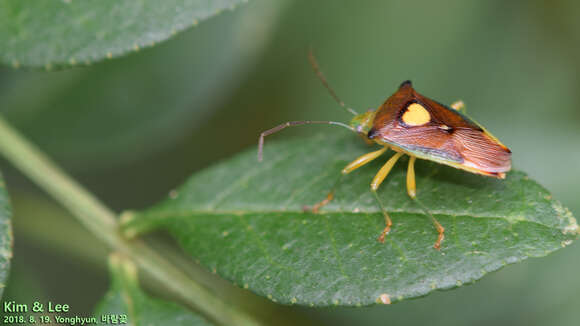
[0,115,262,326]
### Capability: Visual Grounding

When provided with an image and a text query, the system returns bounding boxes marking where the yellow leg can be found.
[406,156,416,199]
[308,147,388,212]
[412,195,446,250]
[372,190,392,243]
[371,152,403,191]
[421,208,445,250]
[406,155,445,249]
[450,100,466,113]
[370,152,403,243]
[432,219,445,250]
[310,193,334,212]
[308,177,339,213]
[342,147,387,174]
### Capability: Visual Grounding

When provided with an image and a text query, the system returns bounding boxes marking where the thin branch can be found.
[0,115,262,326]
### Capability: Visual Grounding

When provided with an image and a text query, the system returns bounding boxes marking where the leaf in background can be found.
[0,1,285,170]
[0,0,249,68]
[0,262,49,314]
[121,134,578,306]
[0,172,12,299]
[95,253,213,326]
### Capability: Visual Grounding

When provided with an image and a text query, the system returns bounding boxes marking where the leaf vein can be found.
[236,213,300,276]
[208,152,292,210]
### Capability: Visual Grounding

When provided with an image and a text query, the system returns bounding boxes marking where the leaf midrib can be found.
[137,209,571,233]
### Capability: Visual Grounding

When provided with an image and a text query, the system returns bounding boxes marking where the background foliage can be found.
[1,0,580,325]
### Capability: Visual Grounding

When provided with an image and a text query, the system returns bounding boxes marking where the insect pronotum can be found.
[258,51,511,249]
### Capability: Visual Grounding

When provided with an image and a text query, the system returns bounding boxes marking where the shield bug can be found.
[258,52,511,249]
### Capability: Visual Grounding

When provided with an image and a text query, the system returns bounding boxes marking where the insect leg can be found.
[306,173,343,213]
[413,197,445,250]
[450,100,466,113]
[406,155,445,249]
[342,147,387,174]
[307,147,388,212]
[370,152,403,242]
[372,190,392,243]
[371,152,403,191]
[406,156,417,198]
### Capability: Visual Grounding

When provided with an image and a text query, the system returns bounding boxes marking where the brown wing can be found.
[368,81,511,177]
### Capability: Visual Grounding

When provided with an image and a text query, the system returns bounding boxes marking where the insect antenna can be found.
[258,120,355,162]
[308,49,358,116]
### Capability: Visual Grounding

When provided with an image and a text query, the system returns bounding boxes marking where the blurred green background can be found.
[1,0,579,325]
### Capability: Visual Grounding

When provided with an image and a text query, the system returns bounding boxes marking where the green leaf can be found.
[0,0,248,68]
[95,253,213,326]
[121,133,579,306]
[0,171,12,299]
[0,0,282,170]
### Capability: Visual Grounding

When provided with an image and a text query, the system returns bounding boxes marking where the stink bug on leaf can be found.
[258,52,511,249]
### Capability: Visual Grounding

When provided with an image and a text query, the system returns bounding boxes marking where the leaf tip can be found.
[562,214,578,235]
[563,222,579,235]
[551,200,578,235]
[561,240,573,248]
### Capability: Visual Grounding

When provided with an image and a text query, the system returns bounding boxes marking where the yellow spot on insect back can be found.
[402,103,430,126]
